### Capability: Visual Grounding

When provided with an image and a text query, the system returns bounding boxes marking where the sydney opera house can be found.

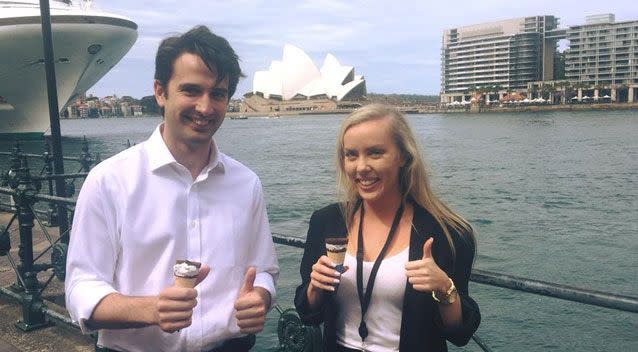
[241,45,367,114]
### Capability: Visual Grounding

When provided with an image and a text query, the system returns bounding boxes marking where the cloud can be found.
[298,0,353,12]
[87,0,638,97]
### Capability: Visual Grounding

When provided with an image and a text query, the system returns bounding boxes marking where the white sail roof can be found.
[252,44,365,101]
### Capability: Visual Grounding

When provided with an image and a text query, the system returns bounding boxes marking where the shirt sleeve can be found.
[64,171,119,333]
[434,229,481,346]
[249,177,279,308]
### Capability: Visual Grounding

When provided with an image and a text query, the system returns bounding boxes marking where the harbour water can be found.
[1,111,637,351]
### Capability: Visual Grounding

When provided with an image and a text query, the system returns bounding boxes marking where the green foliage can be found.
[120,95,137,103]
[367,93,439,103]
[140,95,160,115]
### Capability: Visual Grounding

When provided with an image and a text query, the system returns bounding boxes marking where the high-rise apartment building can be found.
[565,14,638,101]
[440,16,560,103]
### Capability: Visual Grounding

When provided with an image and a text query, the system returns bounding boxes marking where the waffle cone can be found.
[174,275,197,288]
[327,250,346,266]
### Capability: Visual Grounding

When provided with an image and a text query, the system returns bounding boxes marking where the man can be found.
[65,26,279,352]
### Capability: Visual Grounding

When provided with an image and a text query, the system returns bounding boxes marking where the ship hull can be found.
[0,5,137,137]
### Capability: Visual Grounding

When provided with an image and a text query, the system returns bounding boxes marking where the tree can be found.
[120,95,138,104]
[140,95,160,115]
[530,86,539,99]
[553,51,566,80]
[547,84,557,103]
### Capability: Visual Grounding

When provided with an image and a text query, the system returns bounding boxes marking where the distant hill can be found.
[367,93,439,104]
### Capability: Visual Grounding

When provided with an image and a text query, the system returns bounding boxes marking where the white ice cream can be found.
[173,262,199,277]
[326,243,347,251]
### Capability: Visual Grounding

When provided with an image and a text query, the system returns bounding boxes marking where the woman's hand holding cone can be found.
[309,255,349,293]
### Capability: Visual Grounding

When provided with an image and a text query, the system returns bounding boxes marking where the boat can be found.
[0,0,138,138]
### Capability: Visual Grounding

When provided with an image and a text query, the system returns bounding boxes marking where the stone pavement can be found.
[1,211,93,351]
[0,295,93,352]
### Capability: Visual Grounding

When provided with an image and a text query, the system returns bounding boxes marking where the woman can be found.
[294,104,480,351]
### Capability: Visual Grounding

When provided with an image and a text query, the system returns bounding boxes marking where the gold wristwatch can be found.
[432,278,457,305]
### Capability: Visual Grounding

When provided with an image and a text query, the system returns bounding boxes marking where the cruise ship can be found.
[0,0,137,138]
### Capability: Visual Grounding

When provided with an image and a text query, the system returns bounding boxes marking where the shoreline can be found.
[435,102,638,114]
[227,102,638,117]
[56,102,638,121]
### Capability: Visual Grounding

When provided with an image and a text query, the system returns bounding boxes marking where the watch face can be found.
[443,280,457,304]
[446,290,457,304]
[432,279,457,304]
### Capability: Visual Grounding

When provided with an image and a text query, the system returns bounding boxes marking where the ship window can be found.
[87,44,102,55]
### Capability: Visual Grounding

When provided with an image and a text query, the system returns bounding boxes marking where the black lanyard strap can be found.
[356,202,404,341]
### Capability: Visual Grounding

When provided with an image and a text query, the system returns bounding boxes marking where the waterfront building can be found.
[78,105,88,119]
[243,44,366,114]
[440,16,563,103]
[131,105,143,116]
[565,14,638,102]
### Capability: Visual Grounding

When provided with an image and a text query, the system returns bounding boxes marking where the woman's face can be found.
[342,117,404,205]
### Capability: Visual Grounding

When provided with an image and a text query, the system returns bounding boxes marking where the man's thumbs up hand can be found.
[239,266,256,296]
[234,267,271,334]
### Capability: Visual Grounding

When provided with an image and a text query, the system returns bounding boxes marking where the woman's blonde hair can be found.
[336,103,475,257]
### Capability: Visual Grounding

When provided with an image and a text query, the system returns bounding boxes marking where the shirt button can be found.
[190,221,197,229]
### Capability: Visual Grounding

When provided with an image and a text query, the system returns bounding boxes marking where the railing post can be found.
[79,136,93,172]
[43,141,59,226]
[8,142,22,183]
[9,155,51,331]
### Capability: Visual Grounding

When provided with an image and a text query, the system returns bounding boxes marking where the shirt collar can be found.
[146,123,225,174]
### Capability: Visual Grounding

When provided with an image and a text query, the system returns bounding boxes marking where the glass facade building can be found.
[440,16,559,103]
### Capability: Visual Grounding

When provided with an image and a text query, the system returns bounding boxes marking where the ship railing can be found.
[1,147,638,351]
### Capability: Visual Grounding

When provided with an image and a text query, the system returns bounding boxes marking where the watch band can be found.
[432,278,457,305]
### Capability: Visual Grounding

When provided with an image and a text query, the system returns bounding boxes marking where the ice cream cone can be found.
[174,276,198,288]
[325,237,348,273]
[173,260,201,288]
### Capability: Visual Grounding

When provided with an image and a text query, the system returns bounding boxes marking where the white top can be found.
[65,125,279,352]
[335,247,409,352]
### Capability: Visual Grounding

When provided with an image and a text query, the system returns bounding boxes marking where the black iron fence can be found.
[1,143,637,352]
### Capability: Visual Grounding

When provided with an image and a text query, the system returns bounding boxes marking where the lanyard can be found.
[356,202,404,341]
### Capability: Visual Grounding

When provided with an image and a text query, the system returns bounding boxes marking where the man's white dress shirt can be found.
[65,125,279,352]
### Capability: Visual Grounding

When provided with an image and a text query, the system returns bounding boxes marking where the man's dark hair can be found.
[154,25,245,99]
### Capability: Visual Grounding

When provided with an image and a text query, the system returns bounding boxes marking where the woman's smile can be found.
[343,117,404,204]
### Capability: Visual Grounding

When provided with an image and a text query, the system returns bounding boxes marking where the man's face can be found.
[154,52,229,149]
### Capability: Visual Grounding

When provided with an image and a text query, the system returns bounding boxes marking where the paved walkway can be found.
[0,295,93,352]
[1,211,93,351]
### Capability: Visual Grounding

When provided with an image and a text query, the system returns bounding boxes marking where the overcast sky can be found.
[87,0,638,98]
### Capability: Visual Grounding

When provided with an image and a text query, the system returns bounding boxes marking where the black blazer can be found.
[294,203,480,352]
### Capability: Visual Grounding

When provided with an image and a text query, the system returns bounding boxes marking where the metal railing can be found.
[1,144,638,351]
[272,234,638,314]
